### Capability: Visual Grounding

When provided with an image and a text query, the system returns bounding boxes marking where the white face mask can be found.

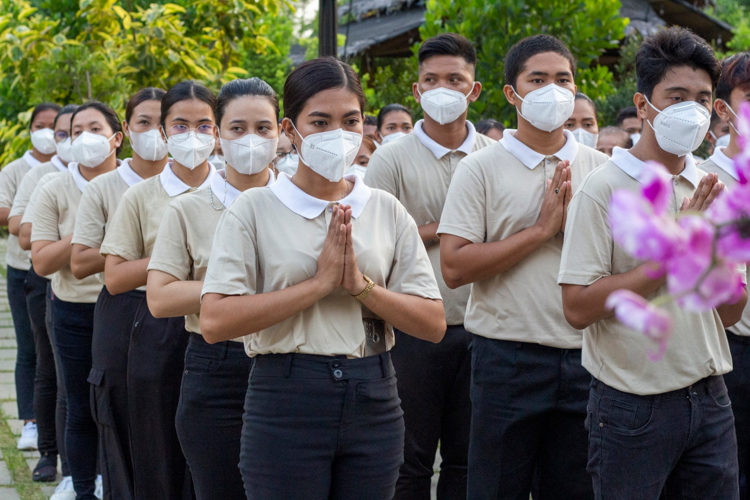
[30,128,57,155]
[513,84,575,132]
[715,134,731,149]
[645,97,710,157]
[418,85,474,125]
[129,129,168,161]
[345,164,367,180]
[208,154,225,168]
[72,131,116,168]
[55,137,73,163]
[220,134,278,175]
[381,131,407,144]
[571,128,598,148]
[291,123,362,182]
[275,152,299,175]
[630,132,641,145]
[166,130,215,170]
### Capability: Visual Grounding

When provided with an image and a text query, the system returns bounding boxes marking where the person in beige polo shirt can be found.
[699,51,750,498]
[559,29,746,499]
[364,33,493,500]
[439,35,606,500]
[69,88,168,499]
[146,77,277,500]
[30,101,122,500]
[200,57,444,500]
[99,80,215,500]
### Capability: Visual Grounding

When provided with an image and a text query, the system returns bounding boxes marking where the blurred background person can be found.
[475,118,504,141]
[596,126,632,156]
[565,92,599,147]
[615,106,642,144]
[364,114,379,144]
[377,104,413,144]
[345,136,378,179]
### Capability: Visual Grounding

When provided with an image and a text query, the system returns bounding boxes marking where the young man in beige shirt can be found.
[365,33,493,499]
[560,29,746,499]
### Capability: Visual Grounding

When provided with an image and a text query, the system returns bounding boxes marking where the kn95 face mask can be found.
[220,134,278,175]
[418,85,475,125]
[645,97,710,157]
[31,128,57,155]
[513,84,575,132]
[166,130,215,170]
[290,122,362,182]
[72,131,116,168]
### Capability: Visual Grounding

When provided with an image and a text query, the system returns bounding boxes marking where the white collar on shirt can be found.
[500,129,579,170]
[413,119,477,159]
[270,172,371,220]
[22,151,41,168]
[69,160,123,192]
[159,160,216,197]
[51,155,67,172]
[610,147,699,187]
[117,158,146,187]
[708,147,738,181]
[211,168,275,209]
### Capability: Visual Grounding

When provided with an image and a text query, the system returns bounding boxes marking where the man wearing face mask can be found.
[560,29,745,499]
[365,33,493,500]
[705,111,732,163]
[439,35,607,500]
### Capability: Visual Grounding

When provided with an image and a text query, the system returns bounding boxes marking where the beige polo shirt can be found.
[10,157,68,221]
[365,120,494,325]
[201,173,441,358]
[0,152,42,270]
[100,161,215,262]
[30,163,103,303]
[148,169,274,336]
[558,148,732,395]
[438,129,608,348]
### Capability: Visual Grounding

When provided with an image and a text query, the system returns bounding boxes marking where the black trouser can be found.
[390,325,471,500]
[725,331,750,500]
[176,333,251,500]
[241,352,404,500]
[127,298,193,500]
[89,287,140,500]
[468,336,592,500]
[24,267,56,458]
[53,298,98,500]
[46,285,69,476]
[8,265,35,420]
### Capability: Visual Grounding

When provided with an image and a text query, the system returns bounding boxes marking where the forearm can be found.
[561,263,667,330]
[359,286,445,343]
[31,234,74,276]
[105,257,150,295]
[0,207,10,227]
[718,288,748,328]
[18,224,31,251]
[200,278,330,343]
[418,222,440,246]
[70,245,105,279]
[147,278,203,318]
[441,226,549,288]
[8,216,21,236]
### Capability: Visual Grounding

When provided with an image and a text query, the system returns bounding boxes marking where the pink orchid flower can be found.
[606,290,673,361]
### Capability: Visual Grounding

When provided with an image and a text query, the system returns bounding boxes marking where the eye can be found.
[312,120,326,127]
[139,120,149,125]
[345,119,359,126]
[197,124,214,134]
[231,126,244,133]
[557,78,570,84]
[404,125,412,131]
[258,126,269,133]
[531,79,544,84]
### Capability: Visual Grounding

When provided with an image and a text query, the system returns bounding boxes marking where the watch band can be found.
[353,275,375,301]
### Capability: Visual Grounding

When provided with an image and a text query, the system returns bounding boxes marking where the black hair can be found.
[161,80,218,130]
[476,119,505,135]
[599,126,633,148]
[364,115,377,126]
[418,33,476,67]
[504,35,576,88]
[716,52,750,103]
[615,106,638,127]
[377,104,412,131]
[30,103,62,129]
[283,57,365,124]
[636,27,720,99]
[126,87,166,124]
[70,101,124,155]
[217,77,280,127]
[53,104,79,129]
[575,92,596,114]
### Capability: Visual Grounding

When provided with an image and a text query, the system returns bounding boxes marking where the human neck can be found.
[421,115,468,150]
[30,149,54,163]
[512,117,566,155]
[291,164,352,202]
[129,153,168,180]
[629,132,686,176]
[172,161,211,187]
[226,165,270,191]
[78,156,118,182]
[722,132,741,160]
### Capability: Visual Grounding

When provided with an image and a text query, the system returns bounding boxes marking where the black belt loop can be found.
[219,340,229,360]
[284,354,294,378]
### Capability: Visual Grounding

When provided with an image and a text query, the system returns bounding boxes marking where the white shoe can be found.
[16,421,37,450]
[50,476,76,500]
[95,474,103,499]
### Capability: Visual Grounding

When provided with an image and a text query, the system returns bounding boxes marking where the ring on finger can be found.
[555,188,560,194]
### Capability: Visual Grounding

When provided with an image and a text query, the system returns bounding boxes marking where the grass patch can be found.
[0,414,45,500]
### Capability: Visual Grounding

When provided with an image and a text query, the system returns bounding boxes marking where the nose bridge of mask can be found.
[418,83,474,100]
[291,121,348,158]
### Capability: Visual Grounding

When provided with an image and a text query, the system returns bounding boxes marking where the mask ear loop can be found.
[289,121,311,168]
[720,100,740,135]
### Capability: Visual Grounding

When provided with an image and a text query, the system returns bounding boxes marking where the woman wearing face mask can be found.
[100,80,216,499]
[200,57,446,500]
[377,103,413,145]
[68,88,167,499]
[30,101,123,500]
[146,77,277,499]
[564,92,599,148]
[0,102,61,453]
[275,129,299,176]
[344,136,377,179]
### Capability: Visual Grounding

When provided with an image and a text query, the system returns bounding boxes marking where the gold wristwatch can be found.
[353,275,375,301]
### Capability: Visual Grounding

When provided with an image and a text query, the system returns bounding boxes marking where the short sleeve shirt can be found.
[0,152,39,270]
[558,148,732,395]
[439,130,609,348]
[201,173,441,358]
[10,157,67,220]
[365,120,495,325]
[30,164,103,303]
[148,169,274,336]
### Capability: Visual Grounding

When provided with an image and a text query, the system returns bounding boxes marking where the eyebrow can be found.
[136,114,154,119]
[528,70,573,77]
[172,116,213,123]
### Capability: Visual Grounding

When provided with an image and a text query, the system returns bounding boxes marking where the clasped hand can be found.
[314,204,368,296]
[535,160,572,238]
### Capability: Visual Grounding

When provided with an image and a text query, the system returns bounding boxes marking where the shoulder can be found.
[2,158,27,172]
[473,132,497,150]
[168,186,211,214]
[121,174,160,203]
[225,186,276,223]
[575,144,610,169]
[370,133,424,165]
[576,160,631,203]
[365,188,413,226]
